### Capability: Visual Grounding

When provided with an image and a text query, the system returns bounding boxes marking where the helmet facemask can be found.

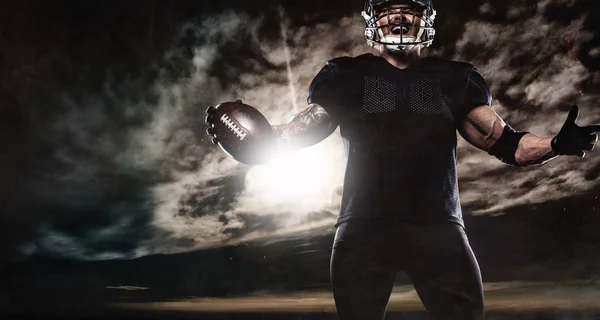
[362,0,436,53]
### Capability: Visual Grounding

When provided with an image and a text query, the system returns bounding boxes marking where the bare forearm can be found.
[460,104,599,167]
[271,122,302,153]
[515,133,558,166]
[271,103,337,153]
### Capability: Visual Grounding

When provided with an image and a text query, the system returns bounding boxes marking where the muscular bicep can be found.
[272,103,339,152]
[457,105,506,152]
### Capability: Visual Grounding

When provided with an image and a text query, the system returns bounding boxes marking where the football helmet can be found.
[362,0,436,52]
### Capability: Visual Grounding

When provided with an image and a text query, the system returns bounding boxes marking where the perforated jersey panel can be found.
[305,54,488,228]
[363,76,396,113]
[410,78,443,115]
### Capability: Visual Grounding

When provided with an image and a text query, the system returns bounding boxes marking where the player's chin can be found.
[387,48,410,57]
[385,46,418,58]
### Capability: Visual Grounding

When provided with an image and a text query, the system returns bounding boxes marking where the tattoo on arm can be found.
[271,104,338,152]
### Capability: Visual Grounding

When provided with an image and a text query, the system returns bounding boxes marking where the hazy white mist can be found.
[27,0,600,259]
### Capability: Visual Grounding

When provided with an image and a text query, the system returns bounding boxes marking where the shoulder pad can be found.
[418,57,474,74]
[325,56,355,74]
[326,54,375,74]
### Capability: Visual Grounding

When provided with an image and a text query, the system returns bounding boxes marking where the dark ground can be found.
[5,308,600,320]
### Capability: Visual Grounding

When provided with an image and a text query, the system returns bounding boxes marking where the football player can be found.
[206,0,600,319]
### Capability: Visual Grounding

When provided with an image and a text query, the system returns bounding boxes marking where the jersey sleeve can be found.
[455,67,492,121]
[307,63,339,121]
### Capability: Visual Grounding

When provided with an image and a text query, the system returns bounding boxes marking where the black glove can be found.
[551,104,600,158]
[205,99,243,145]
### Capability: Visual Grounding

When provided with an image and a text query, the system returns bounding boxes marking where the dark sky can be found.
[2,0,600,308]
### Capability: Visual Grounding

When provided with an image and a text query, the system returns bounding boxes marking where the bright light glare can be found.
[243,144,343,212]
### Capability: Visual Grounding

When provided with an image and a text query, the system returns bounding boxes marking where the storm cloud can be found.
[3,0,600,260]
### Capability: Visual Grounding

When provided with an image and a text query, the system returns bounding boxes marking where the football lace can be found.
[220,114,247,140]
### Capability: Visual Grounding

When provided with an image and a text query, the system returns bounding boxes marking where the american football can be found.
[206,101,276,164]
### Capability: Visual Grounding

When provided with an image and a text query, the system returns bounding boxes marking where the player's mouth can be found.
[391,26,410,35]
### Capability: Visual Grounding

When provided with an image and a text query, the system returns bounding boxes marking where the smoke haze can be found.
[3,0,600,260]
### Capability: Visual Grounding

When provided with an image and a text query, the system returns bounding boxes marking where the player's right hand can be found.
[205,105,219,145]
[203,100,276,164]
[551,104,600,158]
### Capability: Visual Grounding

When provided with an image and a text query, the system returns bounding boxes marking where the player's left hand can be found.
[551,104,600,158]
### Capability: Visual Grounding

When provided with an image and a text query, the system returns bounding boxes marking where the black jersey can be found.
[308,53,492,227]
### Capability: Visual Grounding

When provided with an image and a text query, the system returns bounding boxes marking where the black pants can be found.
[331,220,484,320]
